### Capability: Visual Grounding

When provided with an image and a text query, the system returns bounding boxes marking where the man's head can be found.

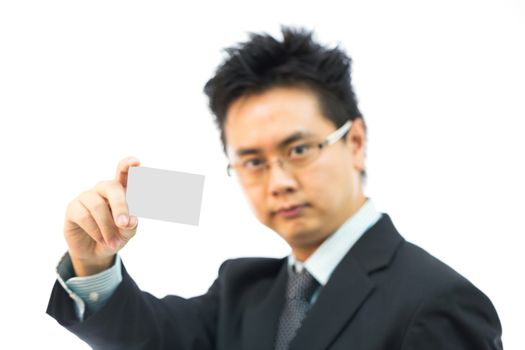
[204,27,367,260]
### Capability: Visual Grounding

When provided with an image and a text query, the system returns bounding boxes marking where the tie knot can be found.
[286,268,319,301]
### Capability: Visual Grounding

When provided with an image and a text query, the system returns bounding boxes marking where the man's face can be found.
[224,86,366,260]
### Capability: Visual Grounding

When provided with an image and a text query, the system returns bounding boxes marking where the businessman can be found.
[47,27,503,349]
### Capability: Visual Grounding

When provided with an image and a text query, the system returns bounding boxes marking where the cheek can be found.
[244,187,269,222]
[299,171,333,212]
[302,171,327,196]
[304,157,351,203]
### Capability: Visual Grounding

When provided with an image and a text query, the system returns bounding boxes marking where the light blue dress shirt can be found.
[56,198,382,321]
[56,253,123,321]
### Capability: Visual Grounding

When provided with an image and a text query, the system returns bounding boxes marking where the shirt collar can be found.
[288,198,382,285]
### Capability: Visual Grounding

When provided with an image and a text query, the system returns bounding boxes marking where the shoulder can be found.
[390,242,503,348]
[386,239,492,304]
[215,256,285,284]
[204,257,286,304]
[395,241,470,287]
[399,241,499,307]
[360,214,484,294]
[398,244,503,348]
[356,214,480,295]
[361,218,501,316]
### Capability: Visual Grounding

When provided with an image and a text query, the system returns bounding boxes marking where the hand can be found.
[63,157,141,276]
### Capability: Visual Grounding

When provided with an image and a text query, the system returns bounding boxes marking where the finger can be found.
[94,180,130,229]
[105,215,139,250]
[67,199,105,245]
[79,190,120,249]
[117,215,139,244]
[115,156,140,189]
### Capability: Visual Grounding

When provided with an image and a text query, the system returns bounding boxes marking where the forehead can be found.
[224,87,336,153]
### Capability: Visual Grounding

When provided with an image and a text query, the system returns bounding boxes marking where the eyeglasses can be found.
[227,120,353,185]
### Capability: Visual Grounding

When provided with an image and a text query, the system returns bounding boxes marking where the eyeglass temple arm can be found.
[325,120,352,145]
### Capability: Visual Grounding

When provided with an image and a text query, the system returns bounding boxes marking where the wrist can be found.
[70,254,116,277]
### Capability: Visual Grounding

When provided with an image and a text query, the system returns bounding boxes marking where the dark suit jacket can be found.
[47,214,503,349]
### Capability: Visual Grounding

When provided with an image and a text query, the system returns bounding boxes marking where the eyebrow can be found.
[235,131,315,157]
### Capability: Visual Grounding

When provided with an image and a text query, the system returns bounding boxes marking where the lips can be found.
[273,203,309,218]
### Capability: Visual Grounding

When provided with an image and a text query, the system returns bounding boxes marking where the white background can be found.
[1,0,524,348]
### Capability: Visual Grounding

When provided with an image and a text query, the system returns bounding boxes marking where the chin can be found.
[277,223,321,246]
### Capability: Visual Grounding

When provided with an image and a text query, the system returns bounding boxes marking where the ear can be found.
[345,117,366,172]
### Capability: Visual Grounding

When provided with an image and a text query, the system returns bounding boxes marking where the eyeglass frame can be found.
[226,119,353,182]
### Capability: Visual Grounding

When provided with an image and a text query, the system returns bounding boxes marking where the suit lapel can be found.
[241,259,288,350]
[290,255,374,350]
[290,214,404,350]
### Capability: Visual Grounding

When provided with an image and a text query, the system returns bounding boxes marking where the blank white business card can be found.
[126,166,205,226]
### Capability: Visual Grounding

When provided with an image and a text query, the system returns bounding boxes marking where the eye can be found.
[241,158,266,170]
[288,143,314,159]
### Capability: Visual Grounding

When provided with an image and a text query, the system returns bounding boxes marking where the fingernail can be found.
[128,216,137,227]
[117,214,129,227]
[128,157,139,163]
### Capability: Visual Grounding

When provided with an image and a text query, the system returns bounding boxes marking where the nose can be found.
[266,158,298,196]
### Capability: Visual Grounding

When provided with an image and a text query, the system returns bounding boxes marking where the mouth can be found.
[273,203,310,219]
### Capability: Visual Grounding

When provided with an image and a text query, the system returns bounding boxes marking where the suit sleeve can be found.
[400,282,503,350]
[46,260,224,350]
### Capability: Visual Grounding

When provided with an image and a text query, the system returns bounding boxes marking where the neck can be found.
[292,247,318,262]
